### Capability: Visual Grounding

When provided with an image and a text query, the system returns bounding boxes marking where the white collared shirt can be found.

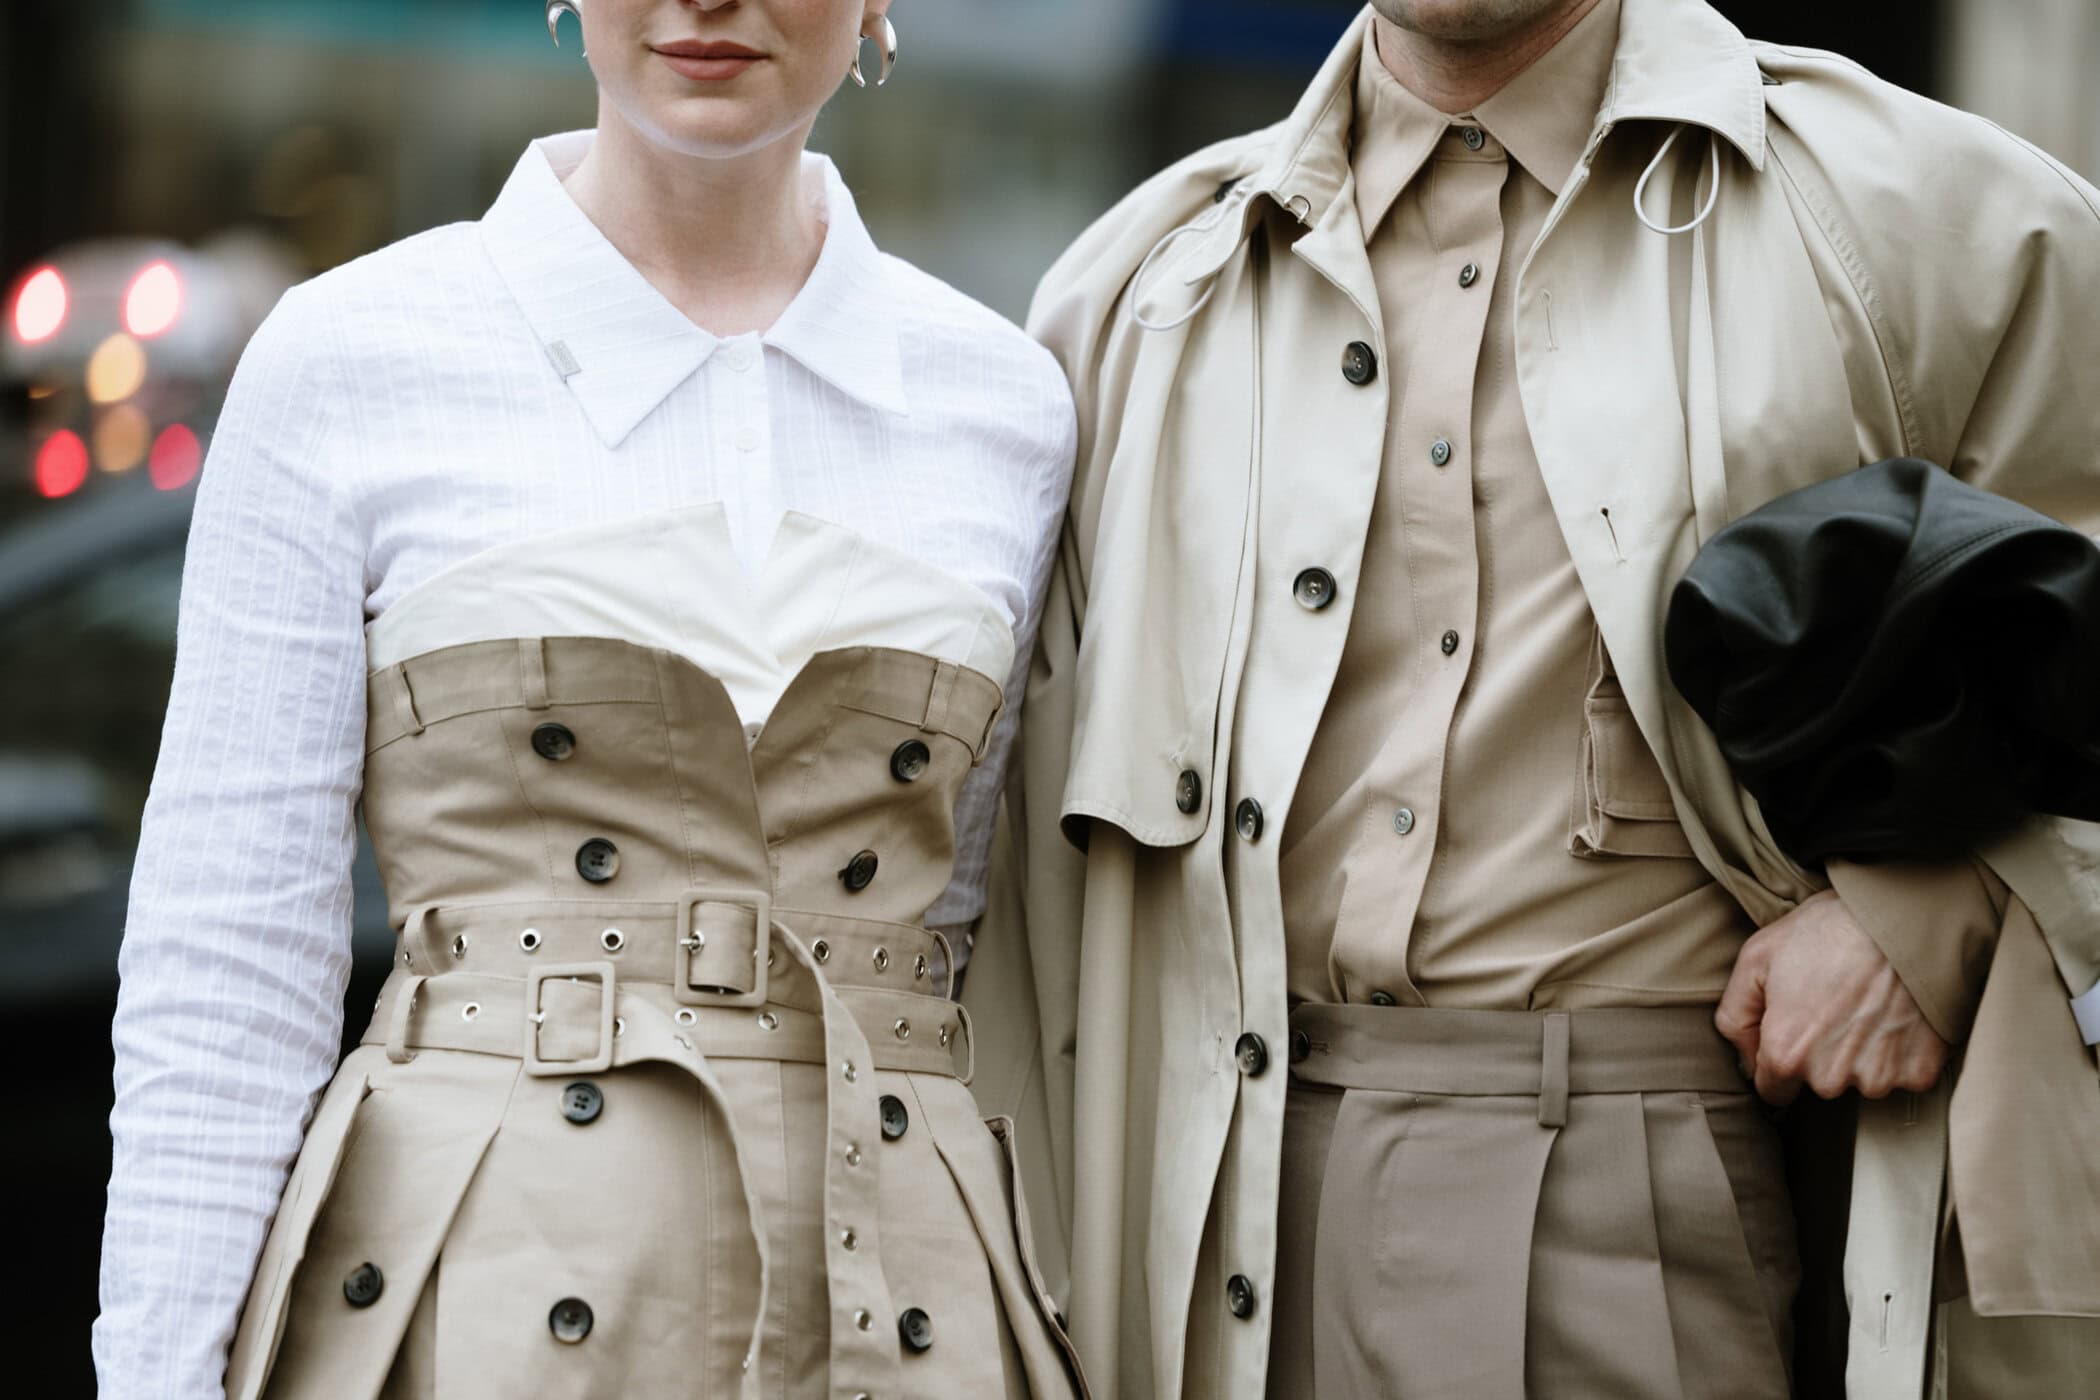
[95,131,1074,1398]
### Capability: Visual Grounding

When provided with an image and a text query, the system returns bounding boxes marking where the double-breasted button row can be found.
[1235,798,1265,843]
[342,1262,383,1308]
[549,1296,594,1343]
[840,850,879,892]
[879,1094,910,1141]
[1234,1033,1269,1077]
[899,1306,935,1353]
[891,739,931,783]
[1176,769,1204,815]
[531,722,576,761]
[575,837,620,884]
[1293,567,1338,611]
[1289,1029,1312,1064]
[1226,1273,1259,1320]
[561,1081,603,1125]
[1341,341,1379,386]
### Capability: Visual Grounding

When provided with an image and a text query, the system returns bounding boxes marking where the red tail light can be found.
[11,266,68,344]
[35,430,91,498]
[125,261,183,339]
[150,424,204,491]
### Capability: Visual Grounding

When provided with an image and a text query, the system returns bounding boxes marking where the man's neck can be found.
[1373,0,1604,115]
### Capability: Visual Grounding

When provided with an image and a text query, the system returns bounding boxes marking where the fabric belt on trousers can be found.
[357,897,978,1400]
[1288,1003,1745,1125]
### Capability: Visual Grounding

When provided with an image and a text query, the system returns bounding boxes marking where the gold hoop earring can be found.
[848,16,899,89]
[546,1,583,50]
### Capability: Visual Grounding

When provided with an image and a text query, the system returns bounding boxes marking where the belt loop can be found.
[384,973,427,1064]
[392,666,426,738]
[519,637,551,711]
[402,904,445,969]
[1539,1011,1571,1128]
[921,659,958,738]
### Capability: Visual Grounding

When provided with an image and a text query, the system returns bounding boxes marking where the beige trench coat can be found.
[963,3,2100,1398]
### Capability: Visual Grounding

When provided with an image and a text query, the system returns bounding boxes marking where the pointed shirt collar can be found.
[478,131,908,449]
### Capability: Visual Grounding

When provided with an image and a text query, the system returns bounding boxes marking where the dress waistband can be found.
[1287,1004,1747,1127]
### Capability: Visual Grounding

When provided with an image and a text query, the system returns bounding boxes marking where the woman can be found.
[93,2,1081,1397]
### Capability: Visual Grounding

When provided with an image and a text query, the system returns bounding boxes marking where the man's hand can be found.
[1715,890,1949,1106]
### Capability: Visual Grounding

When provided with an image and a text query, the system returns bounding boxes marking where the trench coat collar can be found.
[480,131,908,449]
[1164,0,1767,296]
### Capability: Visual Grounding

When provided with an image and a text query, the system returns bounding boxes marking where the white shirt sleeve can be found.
[94,284,370,1400]
[925,356,1078,941]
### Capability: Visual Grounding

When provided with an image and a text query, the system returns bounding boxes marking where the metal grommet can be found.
[613,1017,626,1038]
[757,1011,779,1031]
[519,927,543,953]
[913,954,928,980]
[461,1002,481,1021]
[676,1008,698,1027]
[872,947,891,973]
[449,934,468,958]
[766,949,776,970]
[398,949,410,967]
[841,1228,859,1251]
[842,1060,859,1084]
[938,1025,952,1048]
[845,1143,863,1167]
[812,938,831,964]
[893,1018,911,1041]
[599,928,625,953]
[854,1309,874,1332]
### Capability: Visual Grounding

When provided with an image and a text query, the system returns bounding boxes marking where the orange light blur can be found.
[35,430,91,498]
[150,424,203,491]
[95,405,152,473]
[125,261,183,339]
[12,266,68,344]
[87,334,148,405]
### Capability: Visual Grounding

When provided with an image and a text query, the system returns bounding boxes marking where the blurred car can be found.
[1,474,393,1398]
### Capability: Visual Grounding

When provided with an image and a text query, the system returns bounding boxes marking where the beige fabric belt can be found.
[355,895,976,1400]
[1288,1004,1745,1125]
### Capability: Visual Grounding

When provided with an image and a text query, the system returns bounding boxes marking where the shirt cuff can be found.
[1826,855,2008,1044]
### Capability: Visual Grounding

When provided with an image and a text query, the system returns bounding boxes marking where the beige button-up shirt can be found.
[1284,2,2003,1023]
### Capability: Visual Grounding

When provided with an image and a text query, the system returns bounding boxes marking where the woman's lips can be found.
[654,41,765,82]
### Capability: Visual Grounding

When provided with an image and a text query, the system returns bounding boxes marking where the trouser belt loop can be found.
[1539,1011,1571,1128]
[384,973,427,1064]
[401,903,448,970]
[392,666,426,737]
[518,637,551,711]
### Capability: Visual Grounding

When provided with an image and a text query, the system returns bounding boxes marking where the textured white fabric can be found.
[96,131,1074,1400]
[364,504,1018,723]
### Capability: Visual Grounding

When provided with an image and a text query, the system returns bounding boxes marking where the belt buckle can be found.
[673,887,773,1009]
[523,961,617,1077]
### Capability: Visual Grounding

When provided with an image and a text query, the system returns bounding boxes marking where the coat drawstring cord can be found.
[1633,125,1722,235]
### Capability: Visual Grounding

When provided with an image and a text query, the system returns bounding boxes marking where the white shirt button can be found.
[725,341,758,372]
[736,426,761,453]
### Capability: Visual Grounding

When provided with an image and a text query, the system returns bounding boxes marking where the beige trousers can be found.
[1269,1005,1799,1400]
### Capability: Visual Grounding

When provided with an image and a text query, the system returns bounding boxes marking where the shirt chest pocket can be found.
[1572,629,1698,860]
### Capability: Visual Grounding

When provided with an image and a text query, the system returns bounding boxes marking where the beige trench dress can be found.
[220,516,1084,1400]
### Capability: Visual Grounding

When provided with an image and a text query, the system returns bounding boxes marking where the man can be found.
[963,0,2100,1396]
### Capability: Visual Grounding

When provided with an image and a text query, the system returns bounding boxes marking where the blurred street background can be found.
[4,1,2096,1393]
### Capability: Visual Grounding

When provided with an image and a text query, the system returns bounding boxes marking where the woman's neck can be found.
[562,110,826,338]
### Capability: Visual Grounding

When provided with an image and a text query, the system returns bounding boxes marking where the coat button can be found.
[1459,261,1481,288]
[1460,125,1486,150]
[1429,438,1453,467]
[342,1262,384,1308]
[548,1297,594,1344]
[1226,1274,1258,1320]
[531,722,576,761]
[880,1093,910,1140]
[1176,769,1203,814]
[1441,629,1460,655]
[575,838,620,884]
[898,1306,935,1353]
[1393,807,1416,836]
[1234,798,1265,842]
[1340,341,1378,385]
[1289,1029,1312,1064]
[1369,990,1399,1007]
[1234,1033,1269,1077]
[890,739,931,782]
[561,1081,603,1125]
[840,850,879,891]
[1292,567,1338,611]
